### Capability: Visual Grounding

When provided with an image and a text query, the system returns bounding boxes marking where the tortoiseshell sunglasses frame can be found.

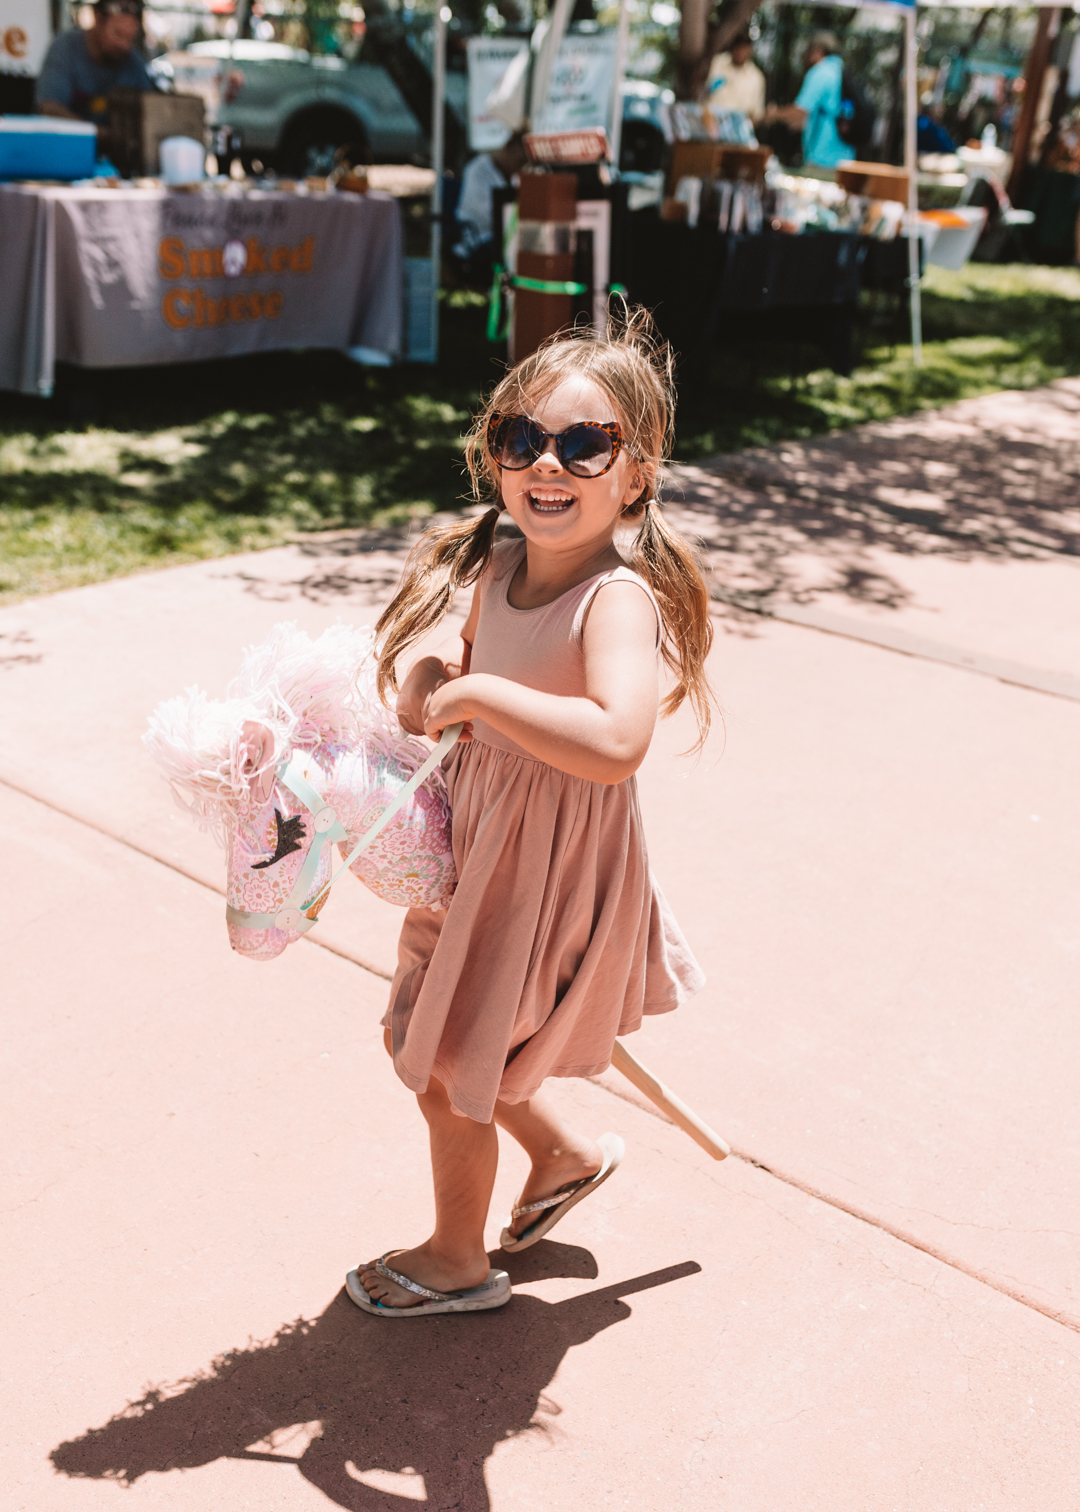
[486,413,625,478]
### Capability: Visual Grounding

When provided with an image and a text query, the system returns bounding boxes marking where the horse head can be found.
[145,624,456,965]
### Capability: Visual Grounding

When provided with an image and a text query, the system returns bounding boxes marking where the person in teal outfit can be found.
[764,32,853,170]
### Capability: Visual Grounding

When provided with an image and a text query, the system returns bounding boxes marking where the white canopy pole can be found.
[609,0,633,168]
[429,4,449,364]
[531,0,575,130]
[904,4,923,364]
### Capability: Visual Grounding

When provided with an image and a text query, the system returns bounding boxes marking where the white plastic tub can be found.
[922,206,988,271]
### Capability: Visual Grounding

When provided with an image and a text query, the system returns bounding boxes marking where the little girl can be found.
[347,309,714,1316]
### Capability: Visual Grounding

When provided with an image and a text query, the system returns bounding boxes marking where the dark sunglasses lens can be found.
[492,416,543,469]
[561,424,614,476]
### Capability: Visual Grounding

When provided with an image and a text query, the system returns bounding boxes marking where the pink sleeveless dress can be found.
[383,538,705,1123]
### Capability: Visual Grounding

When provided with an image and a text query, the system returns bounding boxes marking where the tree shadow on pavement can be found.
[665,382,1080,625]
[51,1246,701,1511]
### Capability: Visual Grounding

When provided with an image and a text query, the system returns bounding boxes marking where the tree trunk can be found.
[1007,6,1061,202]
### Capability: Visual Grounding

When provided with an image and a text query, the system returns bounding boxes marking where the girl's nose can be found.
[534,438,563,472]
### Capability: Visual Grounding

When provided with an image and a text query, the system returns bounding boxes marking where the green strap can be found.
[509,274,588,295]
[485,189,626,344]
[486,262,507,342]
[486,202,519,344]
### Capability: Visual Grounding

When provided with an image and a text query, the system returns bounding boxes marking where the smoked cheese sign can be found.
[158,230,315,329]
[40,190,403,370]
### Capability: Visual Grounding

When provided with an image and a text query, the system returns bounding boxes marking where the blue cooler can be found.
[0,116,98,181]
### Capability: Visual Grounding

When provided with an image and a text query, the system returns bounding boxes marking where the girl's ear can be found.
[622,461,644,506]
[621,461,651,514]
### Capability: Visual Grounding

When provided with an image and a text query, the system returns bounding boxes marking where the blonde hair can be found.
[376,306,715,747]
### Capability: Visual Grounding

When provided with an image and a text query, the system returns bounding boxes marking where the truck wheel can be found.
[278,110,370,178]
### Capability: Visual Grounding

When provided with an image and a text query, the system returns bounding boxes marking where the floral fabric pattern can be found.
[226,735,455,960]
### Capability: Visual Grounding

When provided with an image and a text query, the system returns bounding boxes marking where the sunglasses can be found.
[487,413,624,479]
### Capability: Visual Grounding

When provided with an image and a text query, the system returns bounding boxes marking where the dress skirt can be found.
[383,738,705,1123]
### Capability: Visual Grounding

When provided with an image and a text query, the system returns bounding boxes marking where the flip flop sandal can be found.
[499,1132,625,1253]
[345,1251,512,1317]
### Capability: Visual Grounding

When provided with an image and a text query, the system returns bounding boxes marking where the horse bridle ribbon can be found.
[225,722,464,936]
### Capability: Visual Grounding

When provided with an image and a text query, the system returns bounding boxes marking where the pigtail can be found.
[379,304,717,743]
[375,506,500,701]
[628,501,714,750]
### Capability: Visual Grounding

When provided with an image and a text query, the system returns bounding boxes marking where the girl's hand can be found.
[396,656,453,738]
[424,677,475,743]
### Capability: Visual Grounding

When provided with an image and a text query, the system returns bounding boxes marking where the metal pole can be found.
[430,4,449,366]
[905,5,923,366]
[609,0,632,170]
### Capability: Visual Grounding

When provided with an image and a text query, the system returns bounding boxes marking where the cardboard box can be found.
[836,161,909,206]
[667,141,772,193]
[108,90,205,177]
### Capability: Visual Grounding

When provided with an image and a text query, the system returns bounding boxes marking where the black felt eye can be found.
[252,810,306,869]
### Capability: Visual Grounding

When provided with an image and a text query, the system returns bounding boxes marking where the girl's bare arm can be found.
[423,582,660,784]
[394,589,479,738]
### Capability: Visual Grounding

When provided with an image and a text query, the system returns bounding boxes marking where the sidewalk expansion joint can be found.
[0,773,394,983]
[9,772,1078,1337]
[710,595,1080,704]
[589,1072,1080,1335]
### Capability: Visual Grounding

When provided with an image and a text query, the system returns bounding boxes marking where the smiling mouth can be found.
[527,491,575,514]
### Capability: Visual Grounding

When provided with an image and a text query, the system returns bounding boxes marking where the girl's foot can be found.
[507,1136,603,1239]
[358,1240,491,1309]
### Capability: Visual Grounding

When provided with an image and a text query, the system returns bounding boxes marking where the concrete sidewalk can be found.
[3,384,1079,1509]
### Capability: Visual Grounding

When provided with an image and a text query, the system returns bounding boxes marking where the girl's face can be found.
[495,376,645,554]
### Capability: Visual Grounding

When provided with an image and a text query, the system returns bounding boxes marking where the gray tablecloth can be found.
[0,183,403,395]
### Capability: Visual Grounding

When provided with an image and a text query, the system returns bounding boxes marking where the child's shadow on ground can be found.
[52,1244,701,1511]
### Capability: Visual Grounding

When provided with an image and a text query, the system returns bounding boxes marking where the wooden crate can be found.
[108,90,205,177]
[716,145,772,182]
[667,141,772,192]
[667,141,724,193]
[836,161,909,205]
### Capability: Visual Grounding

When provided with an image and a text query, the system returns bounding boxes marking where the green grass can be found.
[2,264,1078,603]
[672,262,1080,458]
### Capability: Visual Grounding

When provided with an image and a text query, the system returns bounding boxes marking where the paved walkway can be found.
[4,384,1079,1510]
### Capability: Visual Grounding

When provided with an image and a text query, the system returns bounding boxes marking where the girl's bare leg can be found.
[494,1093,602,1238]
[359,1073,498,1308]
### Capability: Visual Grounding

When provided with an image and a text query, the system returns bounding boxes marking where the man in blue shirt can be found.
[36,0,155,130]
[764,32,852,170]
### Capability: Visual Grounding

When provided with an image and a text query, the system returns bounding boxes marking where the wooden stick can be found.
[611,1041,730,1161]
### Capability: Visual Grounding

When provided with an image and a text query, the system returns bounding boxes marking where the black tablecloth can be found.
[1015,167,1080,263]
[626,217,914,375]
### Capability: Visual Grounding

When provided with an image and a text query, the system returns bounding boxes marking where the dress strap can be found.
[572,566,663,647]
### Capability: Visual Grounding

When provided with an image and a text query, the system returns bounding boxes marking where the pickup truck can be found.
[158,40,435,174]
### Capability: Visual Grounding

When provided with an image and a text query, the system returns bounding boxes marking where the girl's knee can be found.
[383,1026,393,1058]
[417,1075,454,1118]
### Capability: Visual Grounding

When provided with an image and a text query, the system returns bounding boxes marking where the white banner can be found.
[534,32,617,136]
[466,37,529,151]
[0,0,51,76]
